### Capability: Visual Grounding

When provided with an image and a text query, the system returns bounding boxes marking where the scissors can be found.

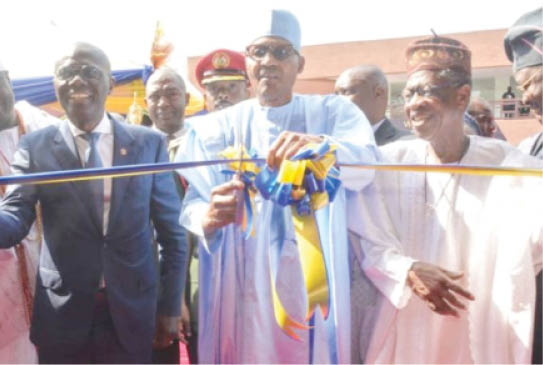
[234,120,244,226]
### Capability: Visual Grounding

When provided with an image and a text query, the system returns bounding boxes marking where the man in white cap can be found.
[0,63,59,363]
[176,9,377,363]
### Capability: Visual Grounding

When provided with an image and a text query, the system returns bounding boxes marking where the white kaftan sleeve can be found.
[349,173,416,309]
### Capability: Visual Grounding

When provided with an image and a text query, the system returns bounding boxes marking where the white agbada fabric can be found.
[0,101,58,363]
[518,131,543,159]
[350,136,543,364]
[176,94,378,363]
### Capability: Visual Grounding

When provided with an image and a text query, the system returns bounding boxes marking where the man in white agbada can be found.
[176,9,377,363]
[351,36,543,363]
[0,64,59,363]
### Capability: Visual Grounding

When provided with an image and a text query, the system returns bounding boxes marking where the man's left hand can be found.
[266,131,323,170]
[153,315,180,349]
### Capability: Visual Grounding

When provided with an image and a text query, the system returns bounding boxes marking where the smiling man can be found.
[176,9,377,364]
[350,35,543,363]
[0,42,188,363]
[504,8,543,365]
[505,8,543,158]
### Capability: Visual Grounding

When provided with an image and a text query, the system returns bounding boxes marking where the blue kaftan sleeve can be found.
[0,136,38,248]
[174,117,228,252]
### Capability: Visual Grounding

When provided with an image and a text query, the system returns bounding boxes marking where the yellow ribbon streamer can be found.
[268,143,338,339]
[340,163,543,178]
[291,208,329,321]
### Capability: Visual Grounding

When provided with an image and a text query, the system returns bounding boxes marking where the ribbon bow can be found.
[254,140,341,339]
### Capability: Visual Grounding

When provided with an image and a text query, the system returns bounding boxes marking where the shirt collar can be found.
[372,118,386,132]
[152,125,185,139]
[68,113,112,138]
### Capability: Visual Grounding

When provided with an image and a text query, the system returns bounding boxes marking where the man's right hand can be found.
[201,179,245,235]
[407,261,475,317]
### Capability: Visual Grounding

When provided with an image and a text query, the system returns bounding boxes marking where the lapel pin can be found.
[120,148,127,156]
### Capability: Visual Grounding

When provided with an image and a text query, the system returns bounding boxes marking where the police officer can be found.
[195,49,250,112]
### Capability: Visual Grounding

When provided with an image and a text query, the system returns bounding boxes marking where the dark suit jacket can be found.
[0,116,187,353]
[374,118,412,146]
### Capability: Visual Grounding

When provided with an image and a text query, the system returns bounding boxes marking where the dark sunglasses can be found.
[246,44,297,61]
[56,64,103,81]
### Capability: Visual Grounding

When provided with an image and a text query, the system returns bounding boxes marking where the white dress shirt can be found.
[67,114,113,235]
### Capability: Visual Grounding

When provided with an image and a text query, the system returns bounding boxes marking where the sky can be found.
[2,0,541,80]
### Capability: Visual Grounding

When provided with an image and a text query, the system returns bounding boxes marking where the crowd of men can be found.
[0,6,541,365]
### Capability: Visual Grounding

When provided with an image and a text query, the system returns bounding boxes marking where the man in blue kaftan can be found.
[176,9,378,363]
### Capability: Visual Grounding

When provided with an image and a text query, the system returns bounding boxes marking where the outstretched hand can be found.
[408,261,475,317]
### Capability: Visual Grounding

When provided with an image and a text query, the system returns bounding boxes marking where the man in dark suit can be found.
[335,64,411,146]
[145,66,191,364]
[0,42,187,364]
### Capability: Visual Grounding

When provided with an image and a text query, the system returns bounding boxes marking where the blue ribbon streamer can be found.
[253,140,342,215]
[220,148,260,240]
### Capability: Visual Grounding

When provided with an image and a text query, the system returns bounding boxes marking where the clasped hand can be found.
[202,131,323,234]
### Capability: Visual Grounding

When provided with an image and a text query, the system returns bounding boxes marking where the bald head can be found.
[468,96,496,137]
[145,67,189,136]
[335,65,388,124]
[146,67,186,94]
[55,42,111,74]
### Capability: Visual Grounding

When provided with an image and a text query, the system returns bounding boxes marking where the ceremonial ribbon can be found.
[254,141,341,340]
[0,147,541,340]
[218,146,260,240]
[1,160,540,187]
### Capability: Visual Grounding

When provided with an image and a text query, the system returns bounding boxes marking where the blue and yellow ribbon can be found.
[0,160,540,187]
[254,140,341,339]
[0,144,540,339]
[218,146,260,240]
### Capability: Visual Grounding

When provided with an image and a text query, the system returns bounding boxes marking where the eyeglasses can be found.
[402,82,463,102]
[56,64,104,81]
[246,44,297,61]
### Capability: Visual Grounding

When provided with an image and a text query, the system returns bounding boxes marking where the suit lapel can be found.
[52,121,82,170]
[107,115,137,234]
[375,119,396,145]
[53,121,103,233]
